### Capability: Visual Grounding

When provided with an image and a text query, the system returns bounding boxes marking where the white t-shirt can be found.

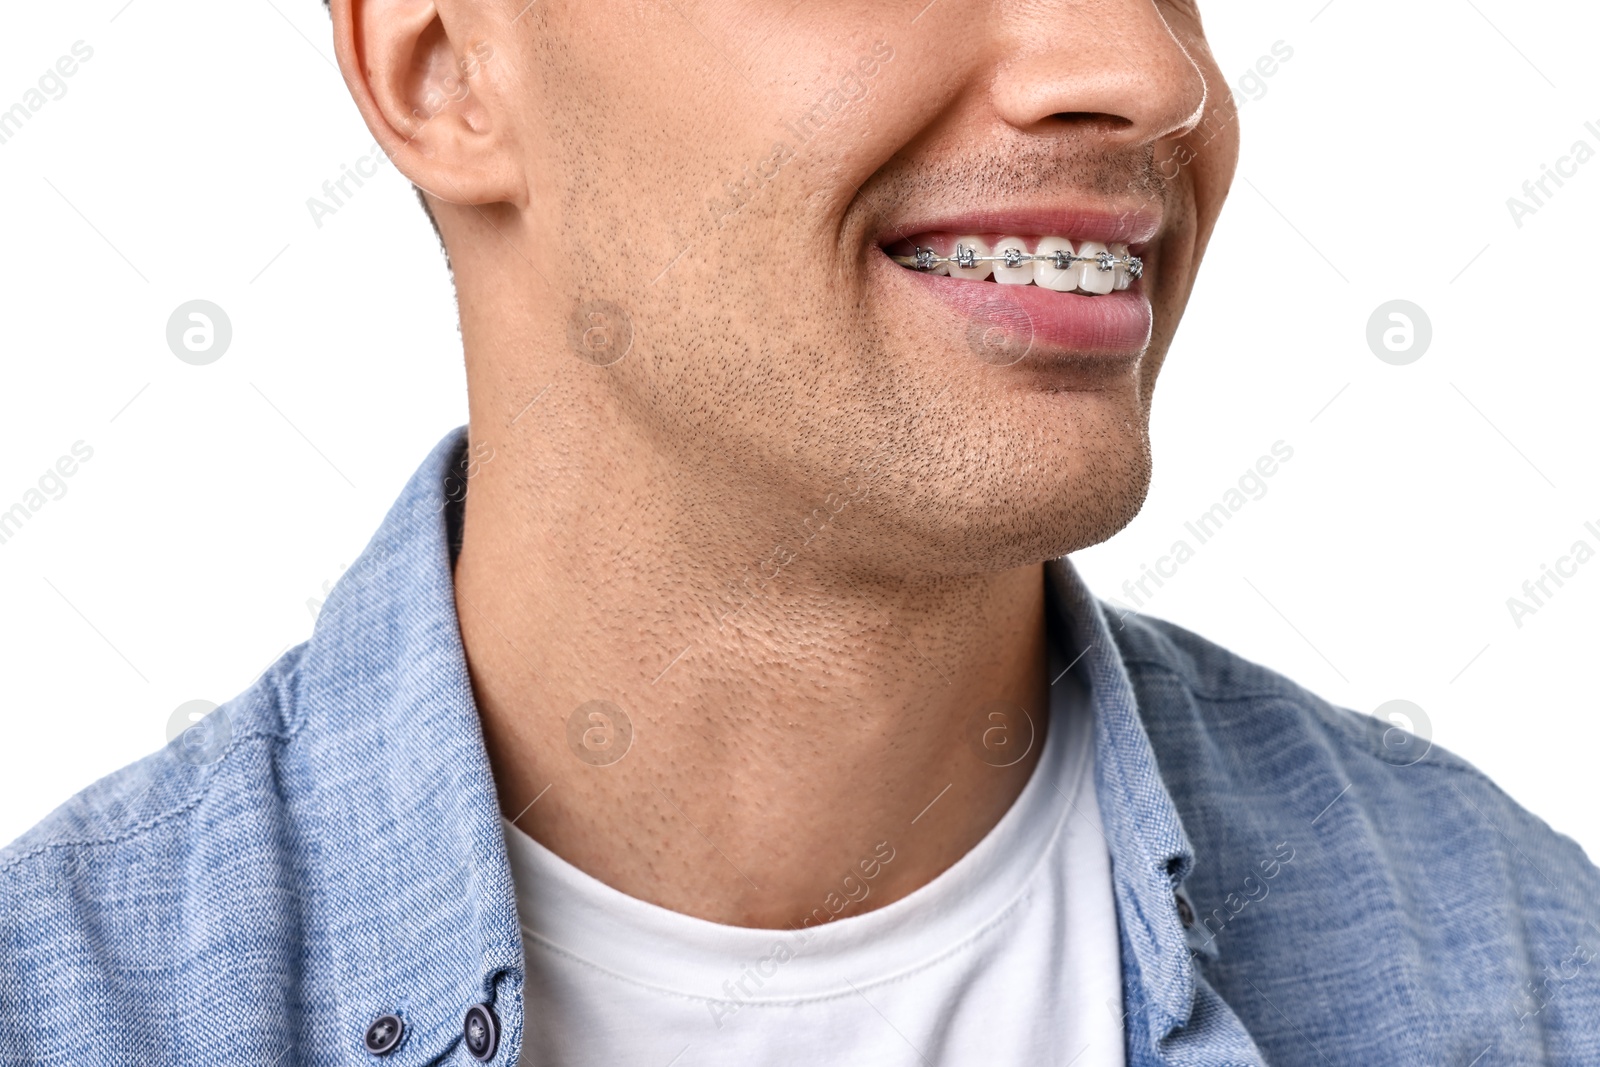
[503,664,1124,1066]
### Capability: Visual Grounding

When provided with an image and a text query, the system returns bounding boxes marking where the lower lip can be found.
[881,253,1152,362]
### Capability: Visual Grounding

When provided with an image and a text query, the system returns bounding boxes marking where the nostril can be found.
[1047,112,1135,134]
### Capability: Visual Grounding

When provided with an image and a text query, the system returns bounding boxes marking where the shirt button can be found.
[463,1003,500,1061]
[364,1013,405,1056]
[1174,891,1195,929]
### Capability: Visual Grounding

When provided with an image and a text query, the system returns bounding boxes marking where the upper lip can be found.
[875,203,1162,250]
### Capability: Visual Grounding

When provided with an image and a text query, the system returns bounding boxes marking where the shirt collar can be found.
[1045,556,1200,1049]
[293,425,1203,1062]
[291,426,524,1065]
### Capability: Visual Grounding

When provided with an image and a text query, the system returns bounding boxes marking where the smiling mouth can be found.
[877,226,1154,359]
[883,234,1143,295]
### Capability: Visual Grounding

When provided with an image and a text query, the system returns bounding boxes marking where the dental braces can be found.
[890,244,1143,279]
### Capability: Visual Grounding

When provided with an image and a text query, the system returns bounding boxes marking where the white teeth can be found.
[1033,236,1078,292]
[1110,242,1132,291]
[991,236,1033,285]
[890,236,1141,293]
[1076,241,1114,295]
[948,236,992,281]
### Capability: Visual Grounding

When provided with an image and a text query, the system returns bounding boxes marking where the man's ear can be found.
[330,0,524,208]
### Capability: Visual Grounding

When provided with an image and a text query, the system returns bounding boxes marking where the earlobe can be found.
[330,0,524,208]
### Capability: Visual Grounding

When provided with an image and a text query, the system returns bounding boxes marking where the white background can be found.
[2,0,1596,858]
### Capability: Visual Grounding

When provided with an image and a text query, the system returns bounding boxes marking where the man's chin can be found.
[864,472,1152,577]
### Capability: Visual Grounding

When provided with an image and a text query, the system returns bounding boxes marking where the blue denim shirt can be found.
[5,427,1599,1066]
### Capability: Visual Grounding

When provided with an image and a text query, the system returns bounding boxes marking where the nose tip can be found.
[990,0,1210,149]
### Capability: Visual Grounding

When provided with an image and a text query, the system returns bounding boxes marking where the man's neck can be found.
[452,419,1051,928]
